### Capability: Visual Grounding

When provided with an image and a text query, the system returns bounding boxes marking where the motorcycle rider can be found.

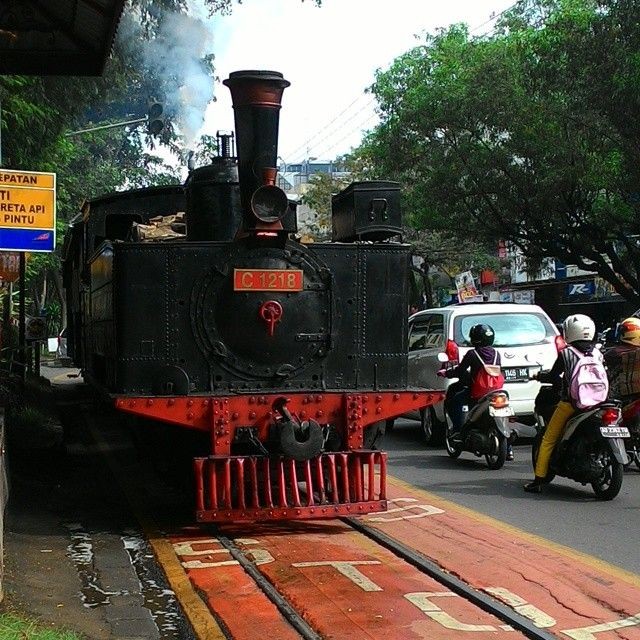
[438,323,513,460]
[524,313,603,493]
[604,317,640,401]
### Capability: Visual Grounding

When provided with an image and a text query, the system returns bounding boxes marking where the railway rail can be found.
[206,518,559,640]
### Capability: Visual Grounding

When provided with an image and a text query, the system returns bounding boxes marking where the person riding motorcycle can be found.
[524,313,604,493]
[438,323,513,460]
[604,317,640,401]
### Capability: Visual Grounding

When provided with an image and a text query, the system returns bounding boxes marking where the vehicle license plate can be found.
[489,406,515,417]
[599,426,630,438]
[502,367,530,382]
[234,269,303,291]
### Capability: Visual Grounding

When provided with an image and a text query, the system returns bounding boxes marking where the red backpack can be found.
[470,351,505,400]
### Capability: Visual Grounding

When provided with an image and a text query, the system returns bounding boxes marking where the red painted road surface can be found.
[169,477,640,639]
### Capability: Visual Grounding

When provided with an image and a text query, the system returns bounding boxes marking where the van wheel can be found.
[429,408,447,446]
[420,409,432,444]
[363,421,386,450]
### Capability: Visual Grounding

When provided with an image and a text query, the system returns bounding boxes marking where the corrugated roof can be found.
[0,0,126,76]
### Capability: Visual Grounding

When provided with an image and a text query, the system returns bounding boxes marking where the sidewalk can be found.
[0,369,180,639]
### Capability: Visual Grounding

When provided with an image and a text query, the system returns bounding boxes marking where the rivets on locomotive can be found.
[168,399,175,406]
[376,407,382,414]
[249,411,256,419]
[249,396,256,404]
[394,393,400,400]
[375,395,382,402]
[232,412,239,420]
[187,399,194,407]
[187,412,194,420]
[316,410,323,418]
[147,399,154,406]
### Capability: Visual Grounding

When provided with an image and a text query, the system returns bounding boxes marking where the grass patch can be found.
[0,613,82,639]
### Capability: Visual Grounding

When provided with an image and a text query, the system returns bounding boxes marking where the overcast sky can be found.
[201,0,516,164]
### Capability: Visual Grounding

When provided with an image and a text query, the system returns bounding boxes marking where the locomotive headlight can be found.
[251,184,288,223]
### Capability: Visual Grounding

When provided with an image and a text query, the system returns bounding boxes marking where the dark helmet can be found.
[469,323,495,347]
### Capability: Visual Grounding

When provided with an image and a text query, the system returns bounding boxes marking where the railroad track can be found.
[208,518,557,640]
[55,394,613,640]
[82,403,554,639]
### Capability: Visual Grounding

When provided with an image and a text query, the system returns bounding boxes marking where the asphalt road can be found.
[385,418,640,576]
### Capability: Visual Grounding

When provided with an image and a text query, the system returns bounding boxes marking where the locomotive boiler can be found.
[62,70,442,522]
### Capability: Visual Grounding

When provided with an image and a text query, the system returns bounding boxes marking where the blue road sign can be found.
[0,228,55,252]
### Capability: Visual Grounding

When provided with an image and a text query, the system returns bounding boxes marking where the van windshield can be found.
[454,313,555,347]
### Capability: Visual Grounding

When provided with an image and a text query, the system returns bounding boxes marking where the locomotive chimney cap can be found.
[224,70,290,108]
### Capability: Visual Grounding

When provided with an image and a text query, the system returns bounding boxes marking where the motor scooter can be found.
[533,377,630,500]
[439,353,515,470]
[620,396,640,470]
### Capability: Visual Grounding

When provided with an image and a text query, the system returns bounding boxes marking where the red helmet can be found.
[619,317,640,347]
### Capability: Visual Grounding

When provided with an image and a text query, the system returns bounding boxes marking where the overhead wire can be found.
[283,0,521,163]
[282,94,370,162]
[281,93,374,164]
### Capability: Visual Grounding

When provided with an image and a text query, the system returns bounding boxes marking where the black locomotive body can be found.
[62,70,442,522]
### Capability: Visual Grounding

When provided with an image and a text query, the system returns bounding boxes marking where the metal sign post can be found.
[18,253,25,384]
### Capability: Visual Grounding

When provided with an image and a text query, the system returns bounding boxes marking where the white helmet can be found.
[562,314,596,343]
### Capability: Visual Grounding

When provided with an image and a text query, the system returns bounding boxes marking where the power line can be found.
[301,98,376,160]
[281,93,373,162]
[311,111,379,160]
[284,0,522,161]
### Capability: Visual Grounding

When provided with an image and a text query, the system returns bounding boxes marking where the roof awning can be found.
[0,0,125,76]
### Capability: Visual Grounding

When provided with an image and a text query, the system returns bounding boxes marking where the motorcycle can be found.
[439,353,515,470]
[533,377,630,500]
[620,396,640,470]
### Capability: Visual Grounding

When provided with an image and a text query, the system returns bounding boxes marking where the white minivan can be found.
[400,302,563,443]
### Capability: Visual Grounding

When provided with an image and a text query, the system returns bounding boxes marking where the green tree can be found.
[359,0,640,305]
[300,172,350,239]
[0,0,324,332]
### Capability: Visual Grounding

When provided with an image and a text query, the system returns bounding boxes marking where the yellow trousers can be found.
[534,400,575,478]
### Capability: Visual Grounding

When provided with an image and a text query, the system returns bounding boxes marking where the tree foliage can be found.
[359,0,640,304]
[0,0,324,332]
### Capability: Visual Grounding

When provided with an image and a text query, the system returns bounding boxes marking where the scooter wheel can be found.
[445,433,462,458]
[485,434,507,470]
[592,457,623,500]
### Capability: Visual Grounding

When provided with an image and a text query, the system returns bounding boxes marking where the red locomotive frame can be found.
[116,390,443,522]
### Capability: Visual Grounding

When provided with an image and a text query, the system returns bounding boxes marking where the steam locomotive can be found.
[62,70,442,522]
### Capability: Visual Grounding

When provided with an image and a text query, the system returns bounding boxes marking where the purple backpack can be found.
[566,346,609,409]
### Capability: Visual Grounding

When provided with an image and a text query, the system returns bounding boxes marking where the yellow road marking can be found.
[388,474,640,588]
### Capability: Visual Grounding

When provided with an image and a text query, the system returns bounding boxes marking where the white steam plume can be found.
[118,0,215,150]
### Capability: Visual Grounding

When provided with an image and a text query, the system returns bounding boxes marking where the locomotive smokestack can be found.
[223,70,290,227]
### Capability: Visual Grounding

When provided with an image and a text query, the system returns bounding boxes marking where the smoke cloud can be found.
[118,0,216,150]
